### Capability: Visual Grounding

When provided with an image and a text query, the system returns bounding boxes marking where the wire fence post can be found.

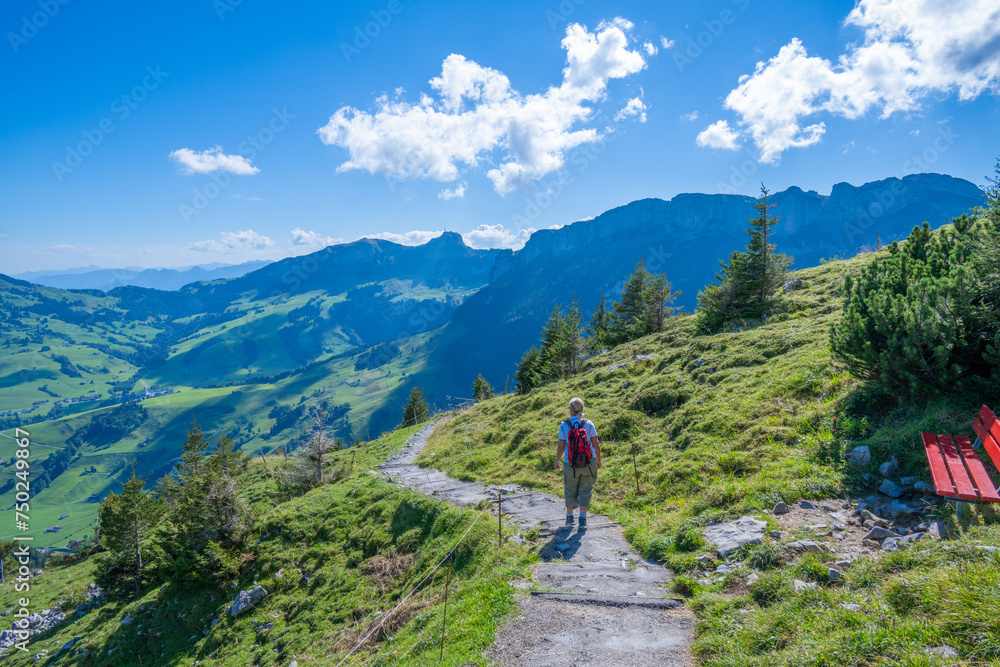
[349,449,356,476]
[632,440,643,496]
[439,554,452,662]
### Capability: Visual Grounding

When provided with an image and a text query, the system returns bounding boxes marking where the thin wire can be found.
[0,431,65,449]
[335,501,492,667]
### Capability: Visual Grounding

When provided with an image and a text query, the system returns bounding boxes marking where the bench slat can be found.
[975,405,1000,472]
[922,432,957,497]
[938,434,979,501]
[955,435,1000,503]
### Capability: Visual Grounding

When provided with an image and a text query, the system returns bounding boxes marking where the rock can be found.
[783,279,803,291]
[880,500,917,519]
[864,526,896,541]
[827,568,842,582]
[799,500,816,510]
[793,579,818,592]
[974,545,998,554]
[703,516,767,558]
[773,502,791,515]
[746,573,760,585]
[715,565,732,575]
[862,539,881,549]
[121,616,134,626]
[914,481,935,493]
[230,586,268,617]
[255,623,272,634]
[787,540,824,553]
[290,662,299,667]
[926,645,958,658]
[696,555,710,566]
[879,457,899,478]
[882,537,901,552]
[859,509,879,523]
[635,354,659,362]
[839,602,861,611]
[924,521,946,540]
[900,476,917,486]
[834,560,853,569]
[845,446,871,466]
[878,479,905,498]
[769,530,782,539]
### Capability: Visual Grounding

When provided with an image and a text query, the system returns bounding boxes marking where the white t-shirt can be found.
[558,416,598,463]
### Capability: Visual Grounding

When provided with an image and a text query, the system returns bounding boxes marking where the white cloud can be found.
[363,230,444,246]
[169,146,259,175]
[462,224,534,249]
[288,228,342,248]
[190,229,274,253]
[614,97,647,123]
[438,182,467,200]
[660,37,675,49]
[695,120,741,150]
[317,18,647,195]
[643,41,658,56]
[700,0,1000,162]
[681,110,699,121]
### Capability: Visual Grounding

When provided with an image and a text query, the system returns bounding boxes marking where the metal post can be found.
[632,441,642,495]
[956,500,966,520]
[439,556,452,662]
[350,450,356,476]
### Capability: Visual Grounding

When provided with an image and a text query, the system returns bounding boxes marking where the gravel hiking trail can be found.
[377,421,695,667]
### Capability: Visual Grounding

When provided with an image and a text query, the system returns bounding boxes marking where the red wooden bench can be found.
[921,405,1000,515]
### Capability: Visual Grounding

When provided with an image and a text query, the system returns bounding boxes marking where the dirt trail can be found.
[378,421,694,666]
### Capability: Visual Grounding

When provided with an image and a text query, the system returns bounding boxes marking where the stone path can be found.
[378,421,694,666]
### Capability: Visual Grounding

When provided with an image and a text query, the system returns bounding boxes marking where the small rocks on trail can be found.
[703,516,767,558]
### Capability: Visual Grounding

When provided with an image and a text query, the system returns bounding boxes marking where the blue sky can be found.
[2,0,999,274]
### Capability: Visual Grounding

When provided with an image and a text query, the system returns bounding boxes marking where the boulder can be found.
[878,479,905,498]
[863,526,895,541]
[799,500,816,510]
[787,540,824,553]
[773,502,791,515]
[900,476,917,486]
[914,481,935,493]
[827,568,842,582]
[880,500,917,519]
[879,457,899,478]
[702,516,767,558]
[845,446,871,466]
[230,586,268,618]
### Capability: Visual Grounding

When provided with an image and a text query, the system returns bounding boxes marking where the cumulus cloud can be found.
[462,224,534,249]
[695,120,741,150]
[438,182,467,200]
[317,18,648,195]
[643,41,658,56]
[660,37,675,49]
[681,110,699,121]
[614,97,648,122]
[169,146,259,175]
[289,228,342,248]
[190,229,274,253]
[699,0,1000,163]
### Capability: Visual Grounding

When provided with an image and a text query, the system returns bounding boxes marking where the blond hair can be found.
[569,397,585,415]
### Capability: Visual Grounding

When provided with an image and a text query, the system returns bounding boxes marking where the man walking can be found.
[555,397,601,526]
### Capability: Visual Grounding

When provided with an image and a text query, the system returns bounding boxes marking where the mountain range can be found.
[13,260,274,292]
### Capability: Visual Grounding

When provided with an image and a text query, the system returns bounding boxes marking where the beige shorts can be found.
[563,464,597,510]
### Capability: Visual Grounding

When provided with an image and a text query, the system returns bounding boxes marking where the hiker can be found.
[555,397,601,526]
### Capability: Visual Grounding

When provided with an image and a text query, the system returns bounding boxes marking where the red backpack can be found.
[564,418,592,470]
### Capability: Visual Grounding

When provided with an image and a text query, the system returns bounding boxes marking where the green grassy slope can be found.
[0,426,533,666]
[420,251,1000,665]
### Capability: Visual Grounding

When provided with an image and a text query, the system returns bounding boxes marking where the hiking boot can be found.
[565,514,574,525]
[579,515,587,527]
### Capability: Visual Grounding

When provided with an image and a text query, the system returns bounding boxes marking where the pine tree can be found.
[472,374,495,402]
[515,346,543,394]
[643,272,682,333]
[586,294,611,353]
[564,298,585,374]
[608,259,651,344]
[98,467,164,593]
[402,386,430,426]
[297,407,335,485]
[538,304,570,380]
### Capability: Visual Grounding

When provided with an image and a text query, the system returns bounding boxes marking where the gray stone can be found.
[290,662,299,667]
[793,579,818,592]
[769,530,782,539]
[878,479,905,498]
[926,645,958,658]
[882,537,901,552]
[914,481,935,493]
[827,568,842,582]
[715,565,732,575]
[230,586,268,617]
[863,526,895,541]
[787,540,824,553]
[746,573,760,585]
[975,545,999,554]
[773,502,791,515]
[879,457,899,478]
[899,532,926,547]
[834,560,853,569]
[900,476,917,486]
[880,500,917,519]
[703,516,767,558]
[859,509,879,523]
[799,500,816,509]
[845,446,871,466]
[820,504,838,512]
[121,616,134,626]
[696,555,710,566]
[783,279,803,291]
[839,603,861,611]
